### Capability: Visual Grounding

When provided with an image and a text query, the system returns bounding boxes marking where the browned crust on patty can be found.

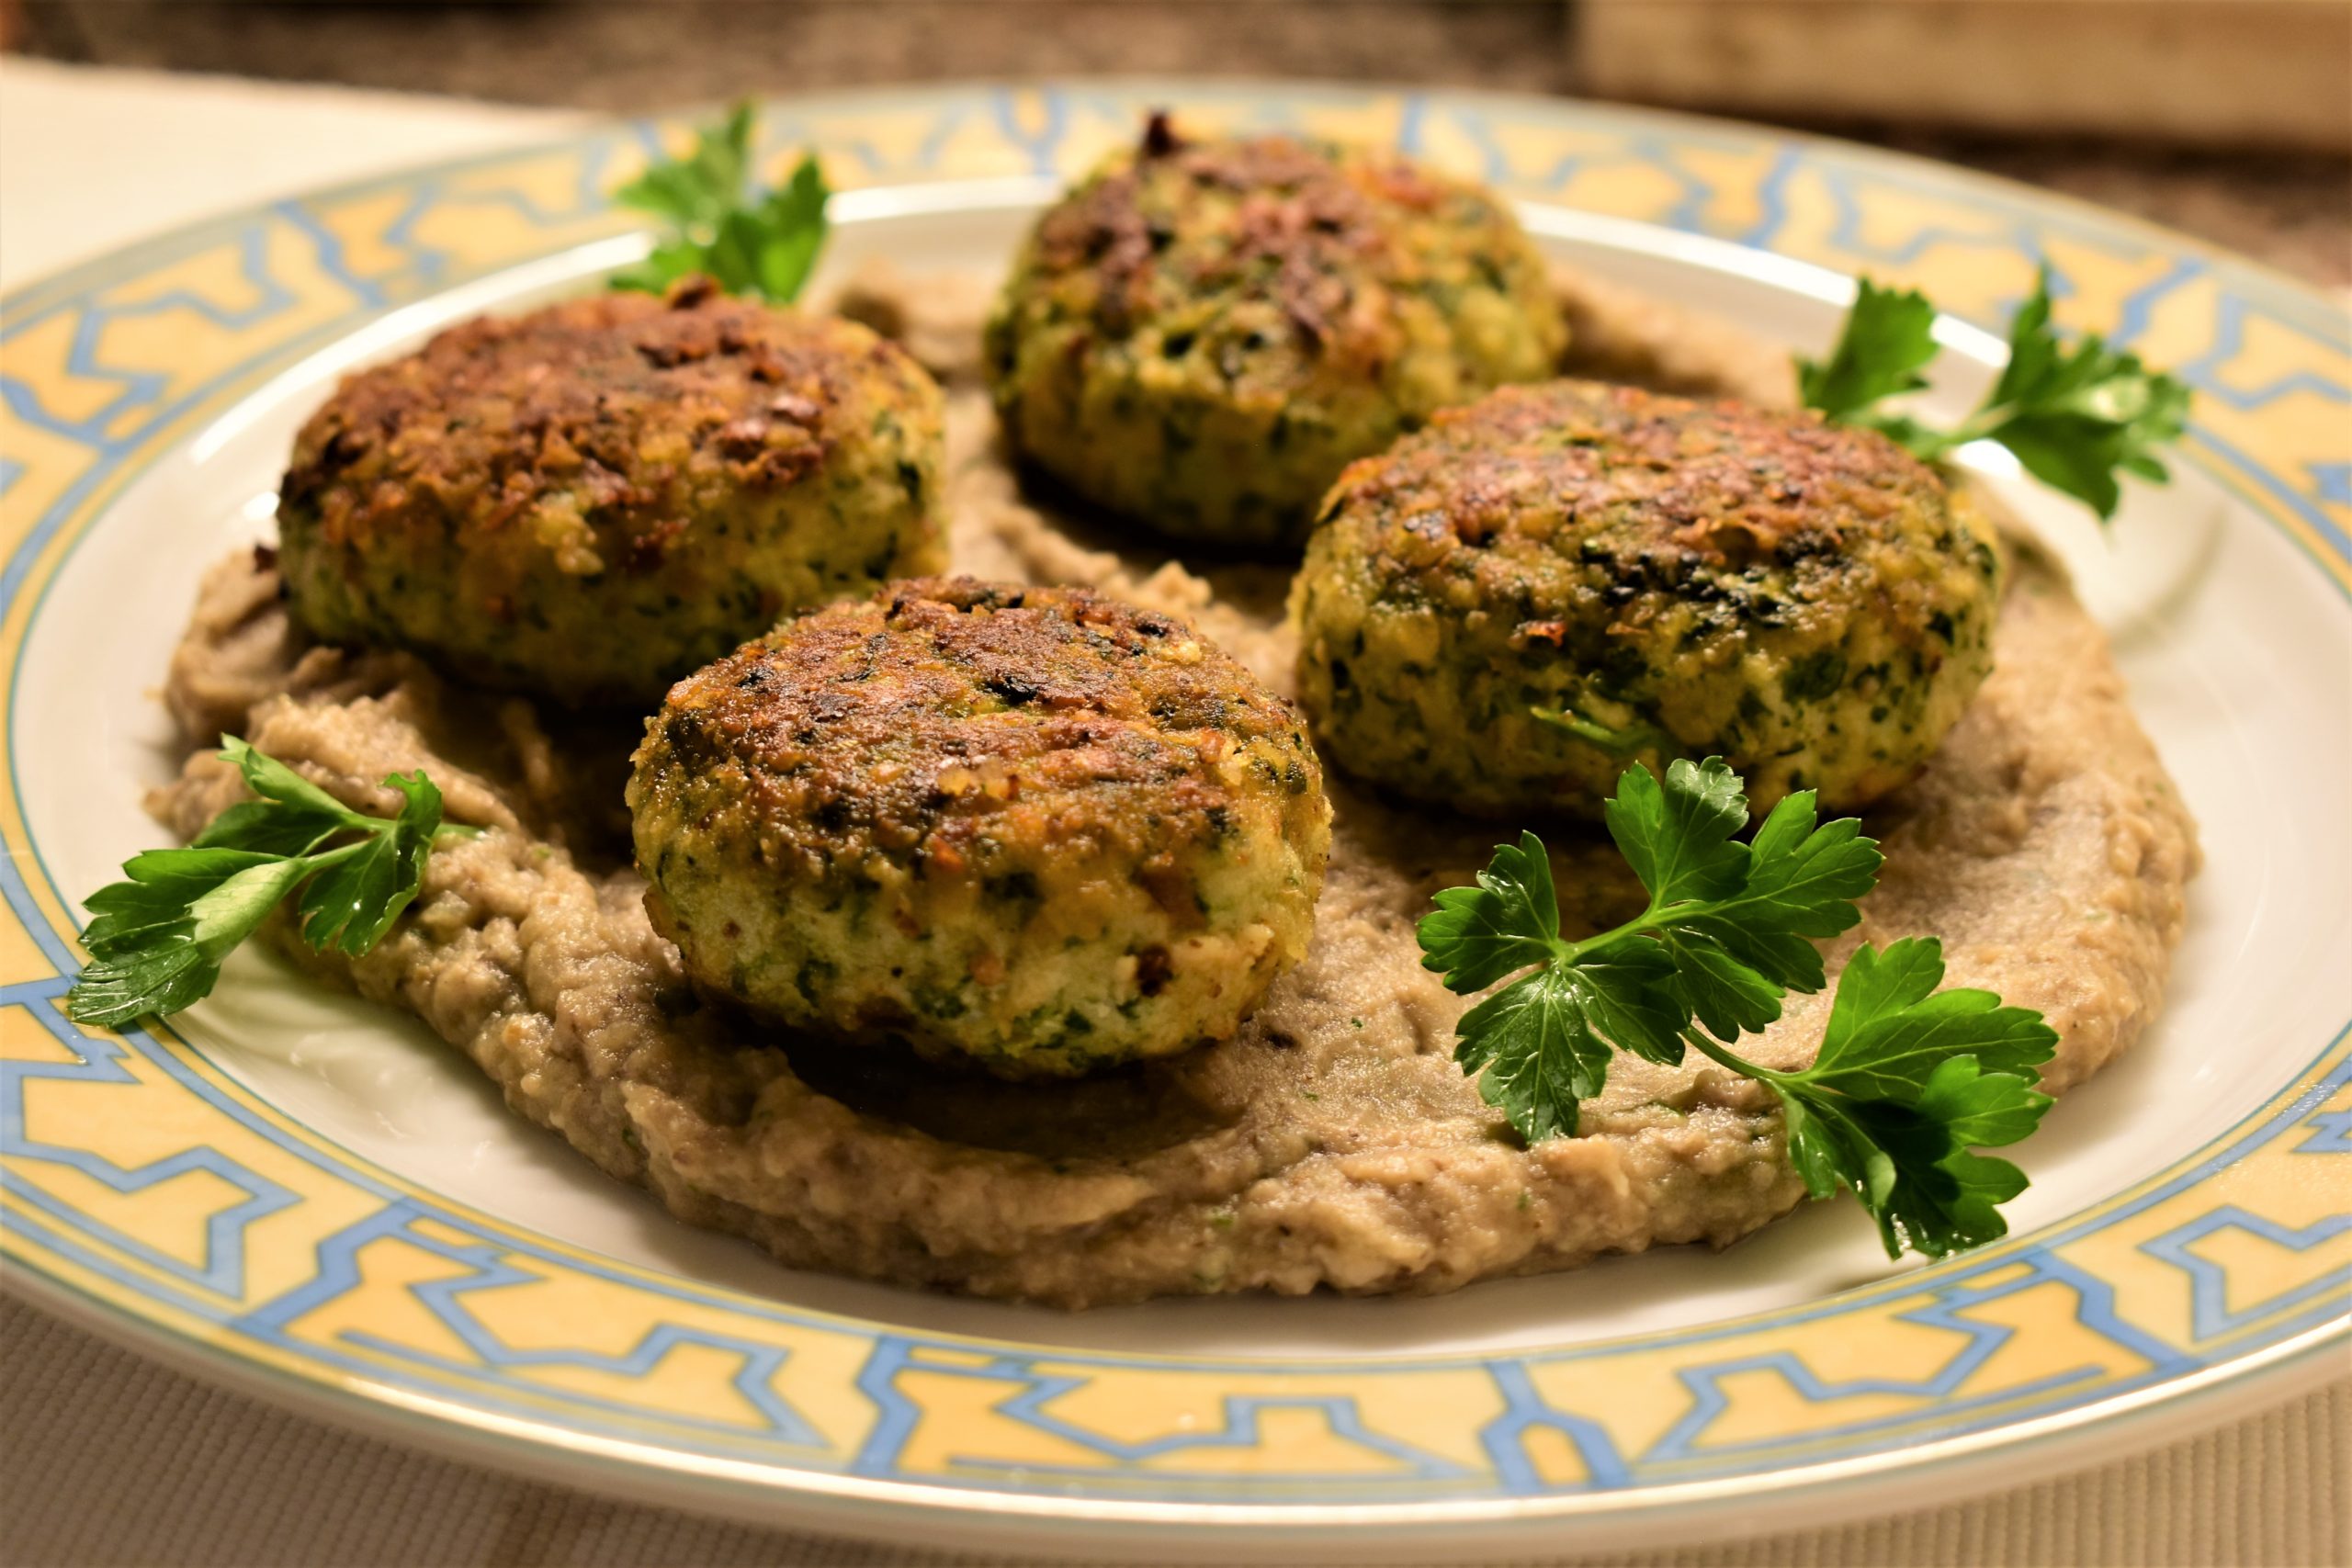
[273,282,949,708]
[1036,127,1454,349]
[278,285,907,570]
[983,122,1566,549]
[1325,378,1950,571]
[643,576,1314,874]
[1294,378,2001,818]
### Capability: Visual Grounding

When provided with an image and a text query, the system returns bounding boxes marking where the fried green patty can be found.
[1292,380,2003,818]
[277,282,947,707]
[983,117,1566,552]
[628,577,1332,1077]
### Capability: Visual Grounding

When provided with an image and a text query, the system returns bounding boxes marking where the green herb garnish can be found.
[64,739,470,1028]
[1799,265,2190,519]
[1528,701,1671,759]
[1418,758,2056,1258]
[610,101,831,303]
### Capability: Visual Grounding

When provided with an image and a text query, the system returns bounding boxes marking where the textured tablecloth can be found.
[2,61,2346,1568]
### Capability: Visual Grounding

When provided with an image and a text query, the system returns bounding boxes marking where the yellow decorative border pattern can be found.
[2,83,2346,1521]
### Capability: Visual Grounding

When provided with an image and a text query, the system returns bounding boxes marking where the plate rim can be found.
[3,76,2346,1554]
[6,73,2347,325]
[8,1263,2345,1561]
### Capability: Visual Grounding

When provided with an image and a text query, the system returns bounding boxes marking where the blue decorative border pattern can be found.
[2,84,2346,1523]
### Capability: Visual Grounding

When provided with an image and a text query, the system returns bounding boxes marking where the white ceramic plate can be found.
[3,82,2346,1561]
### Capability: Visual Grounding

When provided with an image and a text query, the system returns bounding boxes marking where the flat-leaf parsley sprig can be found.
[610,101,831,303]
[1418,758,2057,1259]
[64,739,473,1029]
[1798,265,2190,520]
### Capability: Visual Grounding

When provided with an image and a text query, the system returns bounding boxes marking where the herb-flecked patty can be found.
[982,117,1566,552]
[1292,380,2003,818]
[628,577,1333,1077]
[277,282,947,708]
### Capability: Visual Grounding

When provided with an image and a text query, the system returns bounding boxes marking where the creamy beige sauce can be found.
[153,268,2198,1307]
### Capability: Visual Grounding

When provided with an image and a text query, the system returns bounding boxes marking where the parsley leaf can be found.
[193,736,368,855]
[1799,265,2190,519]
[1603,754,1750,906]
[1422,758,1880,1098]
[1804,938,2057,1097]
[1418,759,2055,1259]
[1796,277,1939,426]
[1454,967,1611,1144]
[612,102,753,231]
[1602,760,1881,1040]
[64,739,469,1028]
[1702,937,2056,1258]
[610,102,831,303]
[294,770,444,957]
[1419,829,1562,993]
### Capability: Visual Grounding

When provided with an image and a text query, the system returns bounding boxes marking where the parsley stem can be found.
[1552,889,1764,967]
[1528,704,1671,759]
[1550,917,1640,967]
[1910,411,2007,463]
[1680,1029,1791,1087]
[67,741,458,1027]
[1419,761,2052,1258]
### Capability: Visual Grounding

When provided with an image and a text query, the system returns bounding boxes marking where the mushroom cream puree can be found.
[153,270,2197,1308]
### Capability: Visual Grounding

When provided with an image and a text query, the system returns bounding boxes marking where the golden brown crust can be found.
[274,283,947,707]
[1323,378,1951,575]
[982,122,1566,549]
[631,576,1330,1076]
[1033,126,1453,352]
[280,286,897,570]
[649,576,1313,874]
[1293,378,2002,818]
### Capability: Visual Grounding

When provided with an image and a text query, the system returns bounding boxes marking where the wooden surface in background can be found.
[1580,1,2352,152]
[9,0,2348,286]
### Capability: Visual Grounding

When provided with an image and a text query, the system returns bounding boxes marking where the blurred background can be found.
[3,0,2347,287]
